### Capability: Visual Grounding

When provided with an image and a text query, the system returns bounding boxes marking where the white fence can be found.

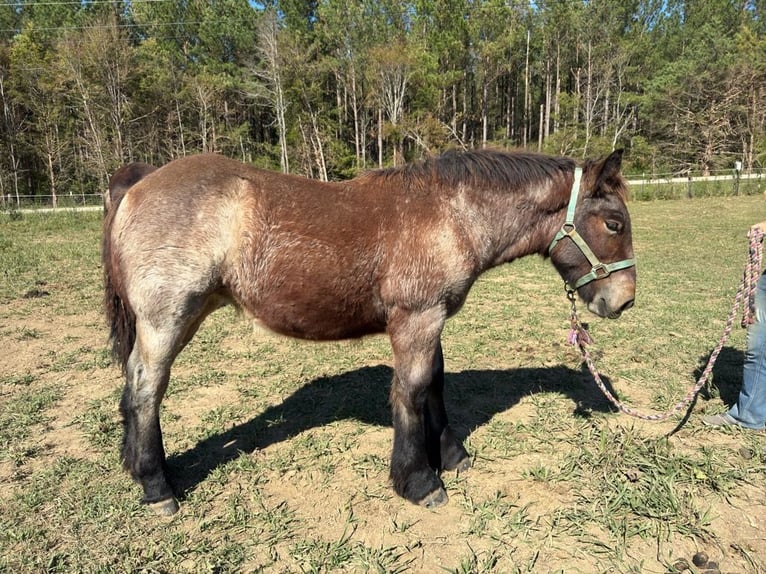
[627,171,762,186]
[627,171,763,200]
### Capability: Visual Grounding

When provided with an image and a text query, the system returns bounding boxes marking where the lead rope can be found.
[568,228,764,421]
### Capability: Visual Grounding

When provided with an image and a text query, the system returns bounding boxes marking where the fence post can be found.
[733,161,741,196]
[687,175,693,198]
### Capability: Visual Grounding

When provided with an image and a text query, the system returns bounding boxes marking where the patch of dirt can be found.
[0,303,118,483]
[2,289,765,574]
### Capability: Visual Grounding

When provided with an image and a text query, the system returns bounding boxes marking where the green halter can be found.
[548,167,636,292]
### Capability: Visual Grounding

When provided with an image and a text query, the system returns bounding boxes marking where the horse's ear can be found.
[589,149,624,195]
[600,149,623,178]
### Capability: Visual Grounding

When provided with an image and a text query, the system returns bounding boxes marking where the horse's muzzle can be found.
[610,297,635,319]
[588,295,634,319]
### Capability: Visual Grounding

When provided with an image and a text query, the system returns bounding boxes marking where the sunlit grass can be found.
[1,198,764,573]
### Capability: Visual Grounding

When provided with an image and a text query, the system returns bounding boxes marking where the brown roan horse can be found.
[102,148,636,516]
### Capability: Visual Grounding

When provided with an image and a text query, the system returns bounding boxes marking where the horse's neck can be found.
[461,182,568,269]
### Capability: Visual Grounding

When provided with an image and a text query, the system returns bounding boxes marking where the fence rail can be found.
[626,172,763,185]
[1,193,103,210]
[626,170,764,200]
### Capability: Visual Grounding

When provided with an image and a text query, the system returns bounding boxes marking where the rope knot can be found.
[567,322,593,346]
[567,287,594,346]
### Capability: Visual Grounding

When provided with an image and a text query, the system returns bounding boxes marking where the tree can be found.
[253,9,290,173]
[0,0,765,193]
[56,13,137,184]
[730,23,766,170]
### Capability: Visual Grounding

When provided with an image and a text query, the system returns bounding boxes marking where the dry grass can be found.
[1,198,765,573]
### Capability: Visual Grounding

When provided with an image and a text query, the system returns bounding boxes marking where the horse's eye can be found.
[605,220,622,233]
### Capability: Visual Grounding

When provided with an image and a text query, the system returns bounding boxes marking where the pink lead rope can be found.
[568,228,764,421]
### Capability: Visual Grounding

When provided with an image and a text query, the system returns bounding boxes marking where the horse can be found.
[102,148,636,516]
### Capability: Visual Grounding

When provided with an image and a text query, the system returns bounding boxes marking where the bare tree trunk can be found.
[603,83,610,138]
[746,86,759,171]
[255,11,290,173]
[544,51,552,141]
[461,80,468,143]
[360,108,367,168]
[0,75,21,206]
[583,41,594,157]
[197,83,209,153]
[175,94,186,157]
[46,145,57,208]
[506,78,512,140]
[451,84,458,136]
[351,67,361,168]
[574,66,581,129]
[297,118,313,178]
[523,29,530,147]
[378,107,383,168]
[309,111,327,181]
[481,74,489,148]
[553,42,561,133]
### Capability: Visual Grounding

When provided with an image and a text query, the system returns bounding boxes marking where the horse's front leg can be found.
[424,341,471,473]
[388,308,448,508]
[120,328,178,516]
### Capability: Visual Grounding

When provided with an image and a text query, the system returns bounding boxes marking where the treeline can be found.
[0,0,764,204]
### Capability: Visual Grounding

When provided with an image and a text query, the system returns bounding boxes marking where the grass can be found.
[1,197,765,573]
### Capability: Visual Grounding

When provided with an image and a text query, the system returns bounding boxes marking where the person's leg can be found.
[725,271,766,429]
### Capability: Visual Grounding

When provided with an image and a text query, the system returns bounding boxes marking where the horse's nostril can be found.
[620,298,635,313]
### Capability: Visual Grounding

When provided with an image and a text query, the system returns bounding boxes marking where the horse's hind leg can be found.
[424,341,471,473]
[388,309,449,508]
[119,321,180,516]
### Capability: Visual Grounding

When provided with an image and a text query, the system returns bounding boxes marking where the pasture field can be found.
[1,196,765,573]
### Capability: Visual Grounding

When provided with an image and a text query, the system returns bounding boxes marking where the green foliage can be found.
[0,0,764,199]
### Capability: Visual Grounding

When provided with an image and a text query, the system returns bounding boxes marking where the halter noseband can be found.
[548,167,636,292]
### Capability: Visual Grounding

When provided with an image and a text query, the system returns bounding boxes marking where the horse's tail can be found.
[102,162,158,370]
[104,162,157,215]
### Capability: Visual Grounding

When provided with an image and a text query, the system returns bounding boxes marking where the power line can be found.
[5,0,171,6]
[0,19,262,34]
[0,1,260,34]
[2,20,209,32]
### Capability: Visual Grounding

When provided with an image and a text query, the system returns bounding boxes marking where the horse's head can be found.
[549,150,636,319]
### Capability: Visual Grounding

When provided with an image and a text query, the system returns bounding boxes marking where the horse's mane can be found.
[364,148,576,192]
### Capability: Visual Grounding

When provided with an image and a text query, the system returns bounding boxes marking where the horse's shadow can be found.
[168,362,623,497]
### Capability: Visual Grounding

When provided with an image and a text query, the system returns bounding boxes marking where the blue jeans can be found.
[727,270,766,430]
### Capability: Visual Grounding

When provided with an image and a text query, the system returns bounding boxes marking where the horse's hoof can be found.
[148,497,179,517]
[442,453,471,473]
[419,487,448,509]
[454,456,471,473]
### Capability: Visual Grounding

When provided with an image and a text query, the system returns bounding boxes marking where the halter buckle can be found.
[592,263,610,280]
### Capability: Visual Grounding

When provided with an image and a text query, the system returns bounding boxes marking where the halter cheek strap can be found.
[548,167,636,291]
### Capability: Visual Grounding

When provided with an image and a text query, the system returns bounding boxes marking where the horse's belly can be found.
[250,295,385,341]
[237,263,385,340]
[229,226,386,340]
